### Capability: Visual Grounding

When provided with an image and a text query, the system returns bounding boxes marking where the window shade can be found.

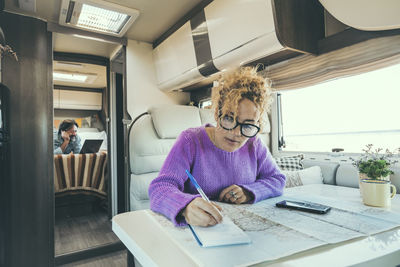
[262,35,400,91]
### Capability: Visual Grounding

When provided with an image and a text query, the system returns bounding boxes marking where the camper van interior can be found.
[1,0,400,266]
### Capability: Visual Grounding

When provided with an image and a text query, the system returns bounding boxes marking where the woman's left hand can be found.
[218,185,252,204]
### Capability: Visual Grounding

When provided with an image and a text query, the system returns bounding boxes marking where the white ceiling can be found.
[5,0,204,87]
[53,60,107,88]
[53,32,118,58]
[5,0,204,43]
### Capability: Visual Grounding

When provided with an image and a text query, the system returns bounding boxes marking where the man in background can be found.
[54,119,82,154]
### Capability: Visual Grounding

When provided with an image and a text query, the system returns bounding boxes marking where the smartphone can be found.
[275,200,331,214]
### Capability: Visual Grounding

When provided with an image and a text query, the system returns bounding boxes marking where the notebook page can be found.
[190,217,251,247]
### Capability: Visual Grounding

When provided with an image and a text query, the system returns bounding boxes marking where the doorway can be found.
[52,42,128,265]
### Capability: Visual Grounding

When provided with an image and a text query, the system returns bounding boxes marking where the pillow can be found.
[283,166,323,188]
[78,128,100,133]
[274,154,304,171]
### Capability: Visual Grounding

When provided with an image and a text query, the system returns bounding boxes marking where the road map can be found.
[148,186,400,267]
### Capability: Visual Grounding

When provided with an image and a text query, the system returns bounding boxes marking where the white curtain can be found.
[261,35,400,91]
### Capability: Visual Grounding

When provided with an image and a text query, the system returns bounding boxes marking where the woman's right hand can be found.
[182,197,223,227]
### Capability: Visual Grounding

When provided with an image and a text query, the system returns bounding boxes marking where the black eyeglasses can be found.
[219,115,260,138]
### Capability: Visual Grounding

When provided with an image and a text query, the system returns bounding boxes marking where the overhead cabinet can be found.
[205,0,282,70]
[153,0,324,91]
[53,89,60,109]
[153,22,202,91]
[53,89,102,110]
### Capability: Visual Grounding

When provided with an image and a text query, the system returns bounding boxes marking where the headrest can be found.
[261,115,271,134]
[199,108,216,126]
[149,105,202,139]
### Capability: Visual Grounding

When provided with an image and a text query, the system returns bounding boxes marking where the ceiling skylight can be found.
[59,0,139,37]
[77,4,130,34]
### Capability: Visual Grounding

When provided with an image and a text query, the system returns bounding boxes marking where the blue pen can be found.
[185,169,223,218]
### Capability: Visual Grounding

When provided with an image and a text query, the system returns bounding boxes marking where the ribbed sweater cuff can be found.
[239,183,272,204]
[163,193,201,226]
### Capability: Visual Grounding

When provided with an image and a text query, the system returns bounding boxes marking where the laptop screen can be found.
[79,139,103,154]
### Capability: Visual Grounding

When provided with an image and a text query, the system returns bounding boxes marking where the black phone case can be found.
[275,200,331,214]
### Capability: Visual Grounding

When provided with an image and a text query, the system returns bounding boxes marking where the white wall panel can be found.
[126,40,189,119]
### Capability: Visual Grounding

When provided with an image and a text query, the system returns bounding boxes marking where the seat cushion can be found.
[199,108,216,126]
[130,172,159,201]
[129,114,176,174]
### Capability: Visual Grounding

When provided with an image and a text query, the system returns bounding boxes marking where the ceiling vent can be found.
[59,0,139,37]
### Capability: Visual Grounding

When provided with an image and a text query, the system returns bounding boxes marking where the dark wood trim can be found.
[105,55,111,217]
[115,72,125,213]
[0,84,10,267]
[127,251,135,267]
[153,0,213,48]
[272,0,325,54]
[189,85,212,106]
[190,9,219,77]
[247,49,301,68]
[47,22,127,46]
[121,46,130,124]
[109,45,131,213]
[54,52,109,66]
[54,242,125,266]
[109,46,130,212]
[54,85,104,93]
[318,27,400,54]
[121,46,131,212]
[0,11,54,267]
[110,61,123,74]
[47,29,56,267]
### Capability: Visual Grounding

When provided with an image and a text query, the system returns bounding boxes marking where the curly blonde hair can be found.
[211,67,272,131]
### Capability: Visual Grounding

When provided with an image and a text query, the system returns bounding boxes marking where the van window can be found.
[199,99,212,109]
[278,63,400,153]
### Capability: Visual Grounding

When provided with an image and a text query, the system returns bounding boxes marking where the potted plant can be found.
[351,144,399,195]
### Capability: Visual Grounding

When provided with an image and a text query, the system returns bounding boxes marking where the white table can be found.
[112,185,400,267]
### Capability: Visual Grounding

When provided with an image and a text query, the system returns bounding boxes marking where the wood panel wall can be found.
[0,12,54,267]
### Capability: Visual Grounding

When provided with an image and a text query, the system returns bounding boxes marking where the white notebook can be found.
[188,217,251,247]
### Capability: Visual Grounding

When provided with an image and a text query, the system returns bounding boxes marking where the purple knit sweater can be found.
[149,125,286,226]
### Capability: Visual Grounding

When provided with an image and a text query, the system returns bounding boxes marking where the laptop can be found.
[79,139,103,154]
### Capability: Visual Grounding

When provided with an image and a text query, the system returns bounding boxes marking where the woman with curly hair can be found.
[149,67,285,227]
